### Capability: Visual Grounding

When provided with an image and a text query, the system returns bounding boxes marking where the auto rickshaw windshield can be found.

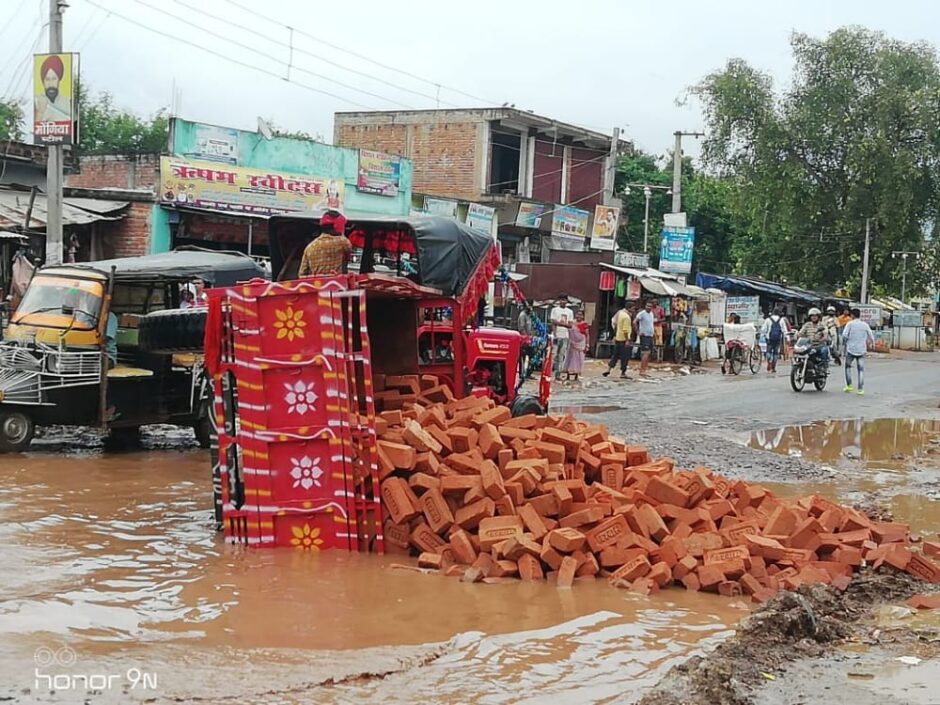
[13,276,104,330]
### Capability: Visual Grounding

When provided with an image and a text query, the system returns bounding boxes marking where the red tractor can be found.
[205,215,551,550]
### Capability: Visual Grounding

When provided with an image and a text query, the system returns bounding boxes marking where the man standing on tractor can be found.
[298,210,351,277]
[550,295,573,381]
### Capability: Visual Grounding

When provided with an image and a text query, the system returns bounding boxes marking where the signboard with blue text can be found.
[659,225,695,274]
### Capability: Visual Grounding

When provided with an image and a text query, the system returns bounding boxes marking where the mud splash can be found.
[0,449,741,703]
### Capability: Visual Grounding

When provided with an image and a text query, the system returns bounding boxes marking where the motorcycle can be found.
[790,337,829,392]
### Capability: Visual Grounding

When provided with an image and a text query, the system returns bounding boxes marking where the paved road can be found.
[550,353,940,484]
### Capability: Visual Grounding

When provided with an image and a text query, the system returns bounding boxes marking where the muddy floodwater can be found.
[0,449,741,704]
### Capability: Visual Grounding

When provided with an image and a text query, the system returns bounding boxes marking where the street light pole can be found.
[892,250,920,304]
[45,0,65,265]
[642,186,651,252]
[671,130,704,213]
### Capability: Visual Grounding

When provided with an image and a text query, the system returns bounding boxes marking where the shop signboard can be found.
[658,225,695,274]
[159,156,344,215]
[466,203,497,238]
[424,197,458,218]
[589,205,619,251]
[188,124,239,165]
[614,251,650,268]
[855,304,882,326]
[893,310,923,328]
[516,201,547,228]
[356,149,401,197]
[32,53,77,145]
[551,205,589,238]
[725,295,760,324]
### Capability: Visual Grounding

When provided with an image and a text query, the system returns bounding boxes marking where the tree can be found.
[76,85,168,155]
[0,99,25,142]
[613,151,672,256]
[691,27,940,298]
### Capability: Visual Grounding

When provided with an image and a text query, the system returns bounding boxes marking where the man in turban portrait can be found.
[34,55,70,122]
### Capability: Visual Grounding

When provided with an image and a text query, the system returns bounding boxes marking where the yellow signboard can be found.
[33,53,76,145]
[160,156,345,216]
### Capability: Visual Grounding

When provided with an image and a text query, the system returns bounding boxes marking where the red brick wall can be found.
[335,115,482,201]
[532,140,563,203]
[66,154,160,191]
[567,147,606,211]
[97,202,152,258]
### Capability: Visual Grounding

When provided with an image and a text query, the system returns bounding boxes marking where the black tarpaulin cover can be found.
[407,216,493,296]
[72,249,266,286]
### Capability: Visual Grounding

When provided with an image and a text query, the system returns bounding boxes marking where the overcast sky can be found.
[3,0,940,160]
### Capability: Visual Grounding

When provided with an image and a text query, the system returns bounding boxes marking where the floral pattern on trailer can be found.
[273,306,306,341]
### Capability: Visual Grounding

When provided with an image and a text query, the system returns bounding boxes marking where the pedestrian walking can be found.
[564,310,589,381]
[550,295,573,381]
[842,307,875,395]
[760,307,790,372]
[603,301,635,378]
[634,299,656,376]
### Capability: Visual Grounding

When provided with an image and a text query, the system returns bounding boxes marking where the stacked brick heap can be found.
[374,374,940,600]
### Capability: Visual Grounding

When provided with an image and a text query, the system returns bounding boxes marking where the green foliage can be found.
[691,26,940,298]
[0,99,25,142]
[76,85,168,155]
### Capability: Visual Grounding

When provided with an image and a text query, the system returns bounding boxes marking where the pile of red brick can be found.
[374,375,940,601]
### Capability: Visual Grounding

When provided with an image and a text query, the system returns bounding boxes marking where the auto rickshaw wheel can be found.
[0,409,35,452]
[509,395,543,417]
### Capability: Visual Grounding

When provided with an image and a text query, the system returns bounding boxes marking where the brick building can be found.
[334,108,630,263]
[65,154,161,258]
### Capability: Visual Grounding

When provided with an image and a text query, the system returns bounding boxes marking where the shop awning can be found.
[695,272,819,303]
[0,190,127,229]
[600,262,681,281]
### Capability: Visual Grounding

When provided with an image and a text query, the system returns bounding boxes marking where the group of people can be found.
[547,296,591,381]
[756,304,876,393]
[600,299,657,379]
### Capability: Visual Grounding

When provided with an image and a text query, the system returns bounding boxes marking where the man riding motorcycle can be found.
[823,305,842,365]
[798,307,832,366]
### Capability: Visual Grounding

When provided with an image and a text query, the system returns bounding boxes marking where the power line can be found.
[487,151,610,190]
[218,0,501,107]
[84,0,373,109]
[168,0,454,109]
[0,0,32,47]
[77,9,111,52]
[124,0,408,108]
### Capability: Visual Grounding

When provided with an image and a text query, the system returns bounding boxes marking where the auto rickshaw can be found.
[0,249,266,451]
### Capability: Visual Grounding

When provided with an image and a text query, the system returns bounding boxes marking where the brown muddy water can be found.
[0,449,741,704]
[748,418,940,536]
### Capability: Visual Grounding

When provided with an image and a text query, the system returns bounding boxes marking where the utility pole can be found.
[45,0,65,265]
[602,126,620,205]
[642,186,651,252]
[892,250,920,305]
[860,218,871,303]
[671,130,704,213]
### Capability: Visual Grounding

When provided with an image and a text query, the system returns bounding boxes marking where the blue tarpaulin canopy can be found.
[695,273,821,304]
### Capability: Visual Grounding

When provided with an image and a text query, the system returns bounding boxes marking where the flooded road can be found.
[0,449,740,704]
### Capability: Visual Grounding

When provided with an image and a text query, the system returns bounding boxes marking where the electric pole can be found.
[602,126,620,205]
[671,130,704,213]
[892,250,920,305]
[860,218,871,303]
[45,0,65,265]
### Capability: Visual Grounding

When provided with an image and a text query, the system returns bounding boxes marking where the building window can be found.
[488,130,521,195]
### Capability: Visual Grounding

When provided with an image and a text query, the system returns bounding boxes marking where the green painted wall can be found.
[149,204,171,254]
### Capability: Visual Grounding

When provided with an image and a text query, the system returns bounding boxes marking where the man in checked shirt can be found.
[298,210,352,277]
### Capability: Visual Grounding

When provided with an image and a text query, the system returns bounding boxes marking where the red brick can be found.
[831,574,852,591]
[540,544,564,571]
[832,546,863,567]
[518,553,544,581]
[540,427,583,460]
[718,580,742,597]
[905,594,940,610]
[455,498,496,530]
[410,522,446,554]
[559,505,604,529]
[740,573,763,595]
[440,475,482,494]
[419,488,455,533]
[684,532,724,558]
[745,534,785,561]
[409,472,441,494]
[906,554,940,584]
[648,561,673,587]
[417,552,444,570]
[517,503,548,540]
[599,546,645,569]
[608,555,652,584]
[478,516,524,551]
[721,519,760,546]
[751,587,778,604]
[680,572,701,591]
[704,545,749,566]
[449,529,477,564]
[381,477,419,524]
[547,528,587,553]
[551,484,574,515]
[645,476,693,508]
[673,555,699,580]
[384,520,411,551]
[557,555,578,588]
[697,565,725,592]
[763,506,798,536]
[637,503,669,541]
[377,440,416,471]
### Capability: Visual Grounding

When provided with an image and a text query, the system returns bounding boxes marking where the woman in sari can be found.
[564,310,589,381]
